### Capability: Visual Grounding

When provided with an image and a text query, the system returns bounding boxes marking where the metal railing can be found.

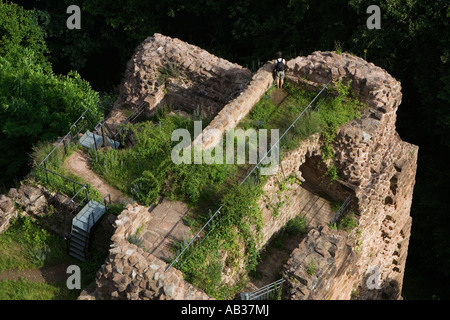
[113,101,147,146]
[102,193,112,208]
[63,184,90,239]
[240,279,285,300]
[165,80,332,272]
[329,195,352,226]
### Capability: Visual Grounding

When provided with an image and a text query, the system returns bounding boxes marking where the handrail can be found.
[241,278,285,300]
[165,205,223,272]
[69,184,89,203]
[239,79,331,186]
[102,193,111,207]
[329,195,352,226]
[164,80,332,272]
[38,107,93,167]
[40,164,86,189]
[126,101,146,124]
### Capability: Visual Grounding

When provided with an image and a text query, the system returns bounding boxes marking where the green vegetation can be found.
[2,0,449,299]
[0,212,109,300]
[0,278,76,300]
[29,140,102,202]
[89,112,230,205]
[0,216,67,272]
[0,1,101,186]
[306,258,317,276]
[239,80,364,179]
[85,81,362,299]
[265,215,308,251]
[0,215,78,300]
[158,62,181,84]
[339,214,359,232]
[329,212,359,233]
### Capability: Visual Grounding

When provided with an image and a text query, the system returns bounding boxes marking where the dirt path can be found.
[0,264,71,284]
[270,87,289,106]
[63,149,130,204]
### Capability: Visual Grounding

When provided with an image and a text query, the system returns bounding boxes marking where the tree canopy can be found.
[5,0,450,299]
[0,1,100,184]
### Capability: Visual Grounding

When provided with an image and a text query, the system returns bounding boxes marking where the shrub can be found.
[131,170,161,206]
[339,214,359,232]
[285,215,308,236]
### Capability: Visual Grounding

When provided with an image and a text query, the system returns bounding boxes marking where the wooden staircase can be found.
[69,200,107,261]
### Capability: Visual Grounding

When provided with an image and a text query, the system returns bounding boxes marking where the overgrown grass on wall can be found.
[239,80,364,167]
[86,81,365,299]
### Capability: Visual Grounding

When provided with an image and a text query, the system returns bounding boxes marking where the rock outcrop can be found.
[0,184,80,237]
[0,194,16,234]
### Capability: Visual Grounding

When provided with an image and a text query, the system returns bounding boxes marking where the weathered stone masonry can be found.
[97,41,418,300]
[0,36,417,301]
[105,33,253,130]
[79,203,212,300]
[282,52,418,300]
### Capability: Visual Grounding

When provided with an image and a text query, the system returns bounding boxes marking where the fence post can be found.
[63,138,67,156]
[101,123,106,147]
[92,131,98,150]
[43,160,49,184]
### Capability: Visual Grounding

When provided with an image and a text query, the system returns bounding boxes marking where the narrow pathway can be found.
[0,263,71,284]
[140,198,191,262]
[270,87,289,105]
[63,149,130,204]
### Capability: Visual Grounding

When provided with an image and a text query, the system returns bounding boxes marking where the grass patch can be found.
[0,278,77,300]
[29,140,102,202]
[0,216,68,272]
[238,80,365,180]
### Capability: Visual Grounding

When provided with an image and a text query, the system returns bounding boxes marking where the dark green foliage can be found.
[339,215,359,232]
[0,0,50,71]
[131,170,161,206]
[0,1,101,185]
[5,0,450,299]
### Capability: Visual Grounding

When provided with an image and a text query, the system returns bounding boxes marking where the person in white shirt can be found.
[273,51,286,89]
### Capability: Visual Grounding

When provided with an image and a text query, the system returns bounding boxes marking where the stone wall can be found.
[81,203,212,300]
[0,184,77,237]
[105,33,252,128]
[258,134,323,244]
[193,62,275,150]
[278,51,418,300]
[0,194,17,234]
[283,226,358,300]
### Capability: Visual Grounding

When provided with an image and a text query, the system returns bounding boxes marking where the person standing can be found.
[273,51,286,88]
